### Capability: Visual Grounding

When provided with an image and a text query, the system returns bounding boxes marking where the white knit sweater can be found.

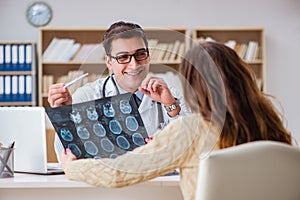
[65,114,219,200]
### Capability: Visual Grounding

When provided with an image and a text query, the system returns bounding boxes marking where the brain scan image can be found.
[110,154,118,159]
[100,138,115,153]
[51,113,64,123]
[84,141,99,156]
[109,119,122,134]
[70,109,82,124]
[125,116,139,131]
[93,123,106,137]
[120,99,132,114]
[60,128,73,142]
[132,133,146,146]
[116,135,130,150]
[68,143,82,158]
[46,92,148,159]
[86,105,98,121]
[103,102,115,117]
[76,125,90,140]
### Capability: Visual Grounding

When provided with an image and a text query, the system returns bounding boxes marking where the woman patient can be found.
[60,42,292,200]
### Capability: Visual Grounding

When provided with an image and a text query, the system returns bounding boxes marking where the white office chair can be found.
[196,141,300,200]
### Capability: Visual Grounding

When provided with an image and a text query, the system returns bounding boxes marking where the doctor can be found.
[48,21,190,159]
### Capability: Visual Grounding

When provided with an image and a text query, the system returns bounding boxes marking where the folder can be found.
[25,75,32,102]
[11,45,18,71]
[18,44,25,71]
[25,44,32,71]
[4,75,11,102]
[11,75,18,101]
[18,75,25,102]
[4,44,11,71]
[0,45,4,71]
[0,76,3,101]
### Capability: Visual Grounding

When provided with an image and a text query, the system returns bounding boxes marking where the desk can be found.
[0,173,182,200]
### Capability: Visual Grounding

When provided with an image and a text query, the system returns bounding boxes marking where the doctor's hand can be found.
[60,148,77,172]
[139,75,176,106]
[48,83,73,107]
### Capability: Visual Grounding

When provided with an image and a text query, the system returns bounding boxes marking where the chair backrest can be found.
[196,141,300,200]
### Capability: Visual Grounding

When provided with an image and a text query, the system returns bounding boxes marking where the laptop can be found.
[0,106,63,174]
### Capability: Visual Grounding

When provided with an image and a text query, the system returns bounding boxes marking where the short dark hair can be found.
[102,21,148,55]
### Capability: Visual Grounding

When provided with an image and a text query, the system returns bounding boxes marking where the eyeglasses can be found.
[108,48,149,64]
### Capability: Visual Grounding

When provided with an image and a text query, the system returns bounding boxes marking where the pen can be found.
[63,73,89,88]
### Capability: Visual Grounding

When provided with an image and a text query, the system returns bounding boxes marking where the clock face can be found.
[26,2,52,27]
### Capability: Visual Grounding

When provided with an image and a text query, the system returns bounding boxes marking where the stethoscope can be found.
[101,74,165,129]
[102,74,119,97]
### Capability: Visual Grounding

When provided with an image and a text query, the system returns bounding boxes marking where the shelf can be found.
[0,102,36,106]
[0,71,36,75]
[0,42,37,106]
[192,27,265,91]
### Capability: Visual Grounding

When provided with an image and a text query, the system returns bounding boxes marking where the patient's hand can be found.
[145,136,153,143]
[60,148,77,171]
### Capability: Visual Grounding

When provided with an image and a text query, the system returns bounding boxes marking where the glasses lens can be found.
[116,54,131,64]
[134,50,149,61]
[113,49,149,64]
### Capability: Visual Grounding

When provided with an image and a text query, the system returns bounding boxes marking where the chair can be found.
[196,141,300,200]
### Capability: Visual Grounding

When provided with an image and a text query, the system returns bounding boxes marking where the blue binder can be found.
[0,45,4,71]
[11,44,18,71]
[3,75,11,102]
[25,44,32,71]
[18,44,25,71]
[0,76,4,101]
[4,44,12,71]
[25,75,32,102]
[18,75,26,102]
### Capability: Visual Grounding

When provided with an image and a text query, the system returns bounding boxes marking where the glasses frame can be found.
[108,48,149,64]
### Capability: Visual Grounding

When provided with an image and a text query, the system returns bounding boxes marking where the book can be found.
[237,43,248,59]
[45,92,149,159]
[147,39,159,60]
[176,42,185,62]
[156,43,168,62]
[42,37,60,61]
[43,38,80,62]
[245,41,258,61]
[169,40,181,61]
[224,40,237,49]
[163,43,174,62]
[72,43,104,62]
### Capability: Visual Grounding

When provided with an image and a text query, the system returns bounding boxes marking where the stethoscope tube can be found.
[102,74,119,97]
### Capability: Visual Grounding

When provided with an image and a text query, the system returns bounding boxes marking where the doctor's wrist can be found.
[163,98,181,117]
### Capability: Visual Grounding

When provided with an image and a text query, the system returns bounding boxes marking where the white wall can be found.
[1,0,300,143]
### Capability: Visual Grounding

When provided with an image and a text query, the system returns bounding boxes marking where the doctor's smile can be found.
[124,68,145,77]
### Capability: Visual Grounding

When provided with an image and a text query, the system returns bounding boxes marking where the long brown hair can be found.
[179,42,292,148]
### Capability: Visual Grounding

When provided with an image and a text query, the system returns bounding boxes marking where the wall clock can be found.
[26,1,52,27]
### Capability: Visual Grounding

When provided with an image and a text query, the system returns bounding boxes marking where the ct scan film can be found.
[46,93,148,159]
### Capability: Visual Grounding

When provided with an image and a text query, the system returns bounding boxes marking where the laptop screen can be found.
[0,107,49,173]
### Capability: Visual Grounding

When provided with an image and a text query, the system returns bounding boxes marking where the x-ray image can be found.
[46,93,148,159]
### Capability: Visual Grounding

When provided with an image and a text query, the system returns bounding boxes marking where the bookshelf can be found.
[144,27,188,73]
[192,27,265,91]
[0,41,37,106]
[39,27,189,108]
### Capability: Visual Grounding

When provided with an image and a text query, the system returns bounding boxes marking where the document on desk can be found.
[46,92,148,159]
